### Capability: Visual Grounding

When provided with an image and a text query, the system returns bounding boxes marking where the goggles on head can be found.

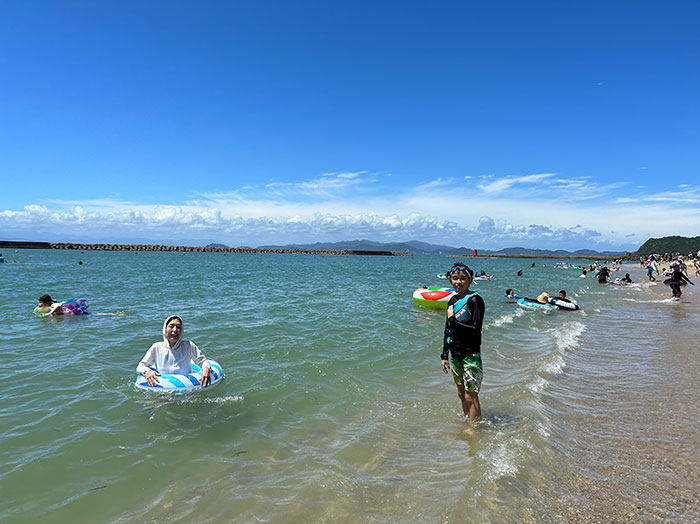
[447,263,473,277]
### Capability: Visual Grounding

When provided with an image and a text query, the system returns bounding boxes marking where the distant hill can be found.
[205,243,229,249]
[256,239,473,255]
[634,236,700,256]
[255,239,625,257]
[481,246,625,257]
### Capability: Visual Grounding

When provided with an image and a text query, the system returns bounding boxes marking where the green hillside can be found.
[634,236,700,256]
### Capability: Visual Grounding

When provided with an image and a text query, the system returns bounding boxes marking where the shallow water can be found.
[1,251,698,523]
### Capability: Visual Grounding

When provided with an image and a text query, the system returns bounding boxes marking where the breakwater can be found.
[0,240,410,256]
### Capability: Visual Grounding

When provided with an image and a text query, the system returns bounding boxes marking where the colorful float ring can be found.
[516,298,553,311]
[135,358,225,392]
[33,306,52,315]
[548,297,580,311]
[61,298,89,315]
[412,287,455,309]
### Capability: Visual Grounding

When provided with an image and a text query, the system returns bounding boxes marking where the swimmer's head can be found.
[446,262,473,279]
[38,294,53,306]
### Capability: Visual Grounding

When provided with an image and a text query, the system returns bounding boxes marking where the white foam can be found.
[488,308,525,328]
[535,421,551,438]
[528,376,548,393]
[481,437,532,481]
[547,321,586,351]
[539,355,566,375]
[178,395,244,405]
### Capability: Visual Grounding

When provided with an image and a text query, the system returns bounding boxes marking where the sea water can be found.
[0,250,698,524]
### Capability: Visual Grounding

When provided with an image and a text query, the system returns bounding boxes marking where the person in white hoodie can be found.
[137,315,212,387]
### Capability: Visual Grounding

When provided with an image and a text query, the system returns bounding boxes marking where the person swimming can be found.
[35,295,64,316]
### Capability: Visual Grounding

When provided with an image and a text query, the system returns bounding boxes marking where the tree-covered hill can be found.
[634,236,700,256]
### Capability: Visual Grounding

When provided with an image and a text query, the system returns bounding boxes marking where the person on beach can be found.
[35,295,64,315]
[646,262,657,281]
[667,264,694,299]
[137,315,212,387]
[441,263,485,422]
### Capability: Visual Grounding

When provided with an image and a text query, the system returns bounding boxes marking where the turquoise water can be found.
[1,251,698,523]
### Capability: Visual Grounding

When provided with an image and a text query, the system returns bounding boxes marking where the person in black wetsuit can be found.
[668,264,694,298]
[441,262,485,422]
[598,266,610,284]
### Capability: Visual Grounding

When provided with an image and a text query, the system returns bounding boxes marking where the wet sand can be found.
[527,267,700,523]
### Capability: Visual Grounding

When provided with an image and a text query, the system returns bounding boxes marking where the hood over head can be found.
[163,315,184,348]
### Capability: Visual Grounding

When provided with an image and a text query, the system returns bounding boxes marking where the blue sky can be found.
[1,0,698,251]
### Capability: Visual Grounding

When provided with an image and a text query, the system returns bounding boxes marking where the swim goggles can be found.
[447,264,473,277]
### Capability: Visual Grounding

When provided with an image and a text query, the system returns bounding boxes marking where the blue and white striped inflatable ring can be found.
[135,358,225,392]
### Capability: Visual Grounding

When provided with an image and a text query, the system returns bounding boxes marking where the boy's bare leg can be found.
[457,385,481,421]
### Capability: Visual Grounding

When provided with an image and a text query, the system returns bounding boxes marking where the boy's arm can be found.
[441,316,452,361]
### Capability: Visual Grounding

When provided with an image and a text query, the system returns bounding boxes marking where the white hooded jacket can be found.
[136,315,211,375]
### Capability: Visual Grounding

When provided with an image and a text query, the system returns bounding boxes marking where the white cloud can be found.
[2,173,698,251]
[476,173,555,194]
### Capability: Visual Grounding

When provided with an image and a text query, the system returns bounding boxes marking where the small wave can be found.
[480,437,532,481]
[528,376,548,393]
[187,395,244,404]
[539,355,566,375]
[547,321,586,351]
[487,308,525,328]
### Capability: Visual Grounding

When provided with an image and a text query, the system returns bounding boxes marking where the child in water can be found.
[35,295,64,316]
[441,263,486,421]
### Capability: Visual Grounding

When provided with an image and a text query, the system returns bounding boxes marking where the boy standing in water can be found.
[441,263,485,421]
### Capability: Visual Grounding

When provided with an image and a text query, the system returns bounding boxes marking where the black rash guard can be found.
[441,292,485,361]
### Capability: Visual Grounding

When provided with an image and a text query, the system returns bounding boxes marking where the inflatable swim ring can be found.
[663,278,686,287]
[503,293,521,301]
[135,358,225,392]
[548,297,580,311]
[33,298,89,316]
[412,287,455,309]
[516,298,553,311]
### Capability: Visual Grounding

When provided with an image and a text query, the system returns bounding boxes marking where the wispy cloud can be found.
[261,171,370,198]
[476,173,555,194]
[614,185,700,204]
